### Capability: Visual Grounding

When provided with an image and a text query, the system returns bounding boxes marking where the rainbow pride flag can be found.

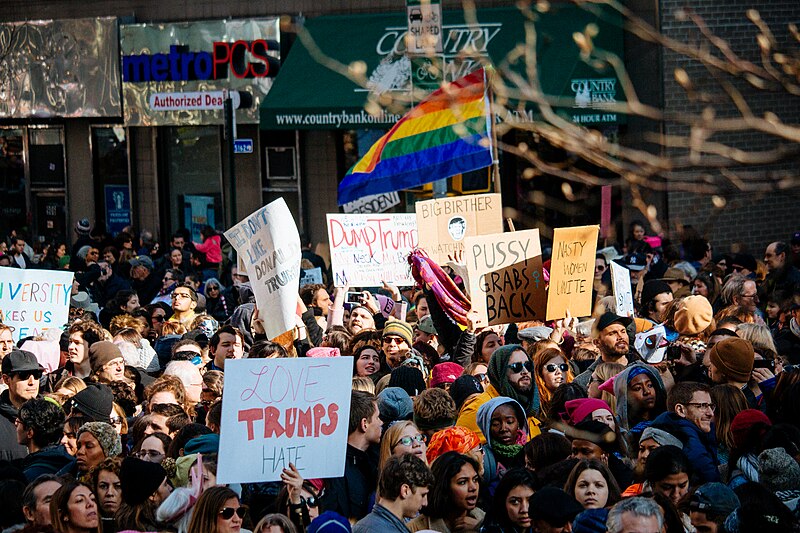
[337,68,493,205]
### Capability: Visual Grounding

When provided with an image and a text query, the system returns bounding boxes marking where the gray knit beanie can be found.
[758,447,800,492]
[77,422,122,458]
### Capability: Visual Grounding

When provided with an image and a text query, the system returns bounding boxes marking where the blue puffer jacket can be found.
[651,411,721,483]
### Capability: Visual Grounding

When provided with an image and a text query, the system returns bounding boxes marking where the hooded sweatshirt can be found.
[612,362,666,446]
[476,396,529,494]
[456,345,542,443]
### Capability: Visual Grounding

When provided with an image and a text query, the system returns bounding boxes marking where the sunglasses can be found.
[151,315,165,323]
[219,506,248,520]
[545,363,570,373]
[507,361,533,374]
[395,433,426,447]
[13,370,43,380]
[474,373,489,383]
[300,495,319,508]
[383,336,405,345]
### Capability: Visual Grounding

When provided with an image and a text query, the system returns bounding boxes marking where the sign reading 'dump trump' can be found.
[217,357,352,484]
[327,213,418,287]
[0,269,74,342]
[416,193,502,265]
[546,225,599,320]
[465,229,546,328]
[224,198,301,339]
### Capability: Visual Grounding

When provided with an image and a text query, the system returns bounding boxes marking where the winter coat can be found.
[0,391,27,461]
[21,445,76,481]
[651,411,721,483]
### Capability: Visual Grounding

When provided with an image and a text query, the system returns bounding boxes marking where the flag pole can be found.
[486,67,502,196]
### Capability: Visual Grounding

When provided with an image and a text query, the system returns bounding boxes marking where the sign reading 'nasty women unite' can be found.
[217,357,352,484]
[224,198,301,339]
[465,229,546,328]
[327,214,418,287]
[416,193,502,265]
[546,225,599,320]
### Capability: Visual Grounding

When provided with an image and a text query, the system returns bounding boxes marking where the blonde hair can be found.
[591,362,625,413]
[161,322,187,336]
[352,376,375,394]
[379,420,419,470]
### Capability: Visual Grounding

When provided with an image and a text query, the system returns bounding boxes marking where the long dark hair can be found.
[488,468,537,529]
[564,459,621,508]
[50,481,100,533]
[424,452,481,519]
[188,486,240,533]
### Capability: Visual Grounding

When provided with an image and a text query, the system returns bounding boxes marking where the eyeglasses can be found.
[507,361,533,374]
[163,276,173,282]
[208,286,219,291]
[595,265,607,271]
[740,293,758,300]
[171,292,192,300]
[545,363,570,373]
[13,370,43,381]
[685,402,716,412]
[474,373,489,384]
[395,433,426,447]
[300,495,319,508]
[109,416,122,425]
[135,450,164,460]
[731,266,745,272]
[219,506,248,520]
[151,315,165,323]
[383,336,405,345]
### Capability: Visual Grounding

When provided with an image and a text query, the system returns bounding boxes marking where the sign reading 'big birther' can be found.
[465,229,546,328]
[217,357,353,484]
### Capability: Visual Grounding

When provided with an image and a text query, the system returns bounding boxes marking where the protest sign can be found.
[224,198,301,339]
[465,229,546,328]
[299,268,323,287]
[609,261,634,317]
[327,214,418,287]
[416,193,502,265]
[342,191,400,214]
[217,357,353,484]
[546,225,599,320]
[0,269,74,342]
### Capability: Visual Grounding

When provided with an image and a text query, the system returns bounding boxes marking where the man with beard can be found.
[456,344,542,443]
[574,313,641,390]
[651,382,721,483]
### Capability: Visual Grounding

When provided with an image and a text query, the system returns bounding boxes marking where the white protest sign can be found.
[0,269,74,342]
[327,213,418,287]
[609,261,634,317]
[217,357,353,484]
[299,268,323,287]
[342,192,401,214]
[224,198,301,339]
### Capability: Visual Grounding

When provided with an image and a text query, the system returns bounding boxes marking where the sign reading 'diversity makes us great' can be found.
[327,213,418,287]
[0,269,74,342]
[224,198,301,339]
[217,357,352,484]
[465,229,546,328]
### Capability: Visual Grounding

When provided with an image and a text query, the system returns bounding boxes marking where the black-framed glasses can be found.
[219,506,248,520]
[208,286,220,291]
[13,370,43,381]
[685,402,716,412]
[545,363,570,373]
[171,291,192,300]
[507,361,533,374]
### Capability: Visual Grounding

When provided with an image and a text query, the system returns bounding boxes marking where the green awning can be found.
[261,6,625,129]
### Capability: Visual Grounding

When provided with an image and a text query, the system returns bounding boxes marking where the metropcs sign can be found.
[122,41,279,82]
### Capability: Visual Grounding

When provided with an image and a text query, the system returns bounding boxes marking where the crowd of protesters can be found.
[0,216,800,533]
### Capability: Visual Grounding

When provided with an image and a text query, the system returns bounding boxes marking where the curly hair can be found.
[161,322,187,336]
[144,375,188,412]
[378,454,434,501]
[109,317,147,337]
[88,456,122,497]
[67,320,106,346]
[412,388,456,433]
[19,398,66,448]
[348,328,382,357]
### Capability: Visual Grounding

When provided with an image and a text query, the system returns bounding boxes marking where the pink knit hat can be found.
[306,347,340,358]
[565,398,613,426]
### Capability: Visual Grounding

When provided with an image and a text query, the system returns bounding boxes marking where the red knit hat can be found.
[730,409,772,451]
[565,398,613,426]
[430,362,464,388]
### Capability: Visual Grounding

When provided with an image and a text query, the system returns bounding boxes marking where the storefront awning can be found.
[261,6,625,130]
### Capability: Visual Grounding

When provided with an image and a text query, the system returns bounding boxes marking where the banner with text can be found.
[224,198,301,339]
[465,229,546,327]
[217,357,352,484]
[610,261,634,317]
[546,225,599,320]
[416,194,503,265]
[342,192,400,214]
[0,269,74,342]
[327,214,418,287]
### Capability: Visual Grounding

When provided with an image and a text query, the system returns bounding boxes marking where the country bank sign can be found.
[121,18,280,126]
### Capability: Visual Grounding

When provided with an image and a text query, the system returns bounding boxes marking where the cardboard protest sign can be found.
[609,261,634,317]
[546,225,599,320]
[0,269,74,342]
[217,357,353,484]
[416,193,502,265]
[327,213,418,287]
[224,198,301,339]
[299,268,323,287]
[465,229,546,327]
